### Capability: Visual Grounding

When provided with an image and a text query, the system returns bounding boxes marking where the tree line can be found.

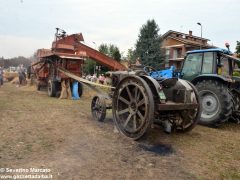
[0,56,33,68]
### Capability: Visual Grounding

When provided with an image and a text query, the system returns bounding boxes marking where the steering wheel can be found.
[143,66,161,77]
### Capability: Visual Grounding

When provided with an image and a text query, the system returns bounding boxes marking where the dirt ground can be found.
[0,83,240,180]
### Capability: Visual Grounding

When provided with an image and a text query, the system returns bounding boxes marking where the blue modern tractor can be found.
[180,48,240,126]
[148,48,240,126]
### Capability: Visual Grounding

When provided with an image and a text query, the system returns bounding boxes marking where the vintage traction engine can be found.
[33,29,201,140]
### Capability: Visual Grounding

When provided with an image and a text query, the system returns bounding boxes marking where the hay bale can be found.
[4,72,18,82]
[11,77,19,84]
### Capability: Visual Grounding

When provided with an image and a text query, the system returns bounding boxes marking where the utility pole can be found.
[197,22,202,50]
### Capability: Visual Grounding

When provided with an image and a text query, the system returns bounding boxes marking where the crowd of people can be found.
[0,64,27,88]
[83,73,111,85]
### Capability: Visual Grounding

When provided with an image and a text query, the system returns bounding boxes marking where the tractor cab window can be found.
[217,54,229,76]
[182,53,202,80]
[202,52,214,74]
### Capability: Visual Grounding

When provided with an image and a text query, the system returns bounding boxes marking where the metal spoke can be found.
[134,86,138,100]
[137,111,144,122]
[133,115,137,130]
[117,108,130,115]
[119,96,130,105]
[137,98,145,107]
[126,86,133,101]
[136,89,140,101]
[124,114,133,128]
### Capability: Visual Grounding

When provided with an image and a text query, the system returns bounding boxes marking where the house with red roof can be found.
[161,30,213,69]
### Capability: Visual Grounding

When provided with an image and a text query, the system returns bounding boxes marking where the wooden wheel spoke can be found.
[119,96,130,105]
[117,108,130,115]
[124,114,133,128]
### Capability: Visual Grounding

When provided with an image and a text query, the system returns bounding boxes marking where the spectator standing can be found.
[91,74,97,83]
[17,64,25,86]
[99,74,105,84]
[0,66,3,86]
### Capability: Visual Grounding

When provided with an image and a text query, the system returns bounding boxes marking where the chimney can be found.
[189,30,192,36]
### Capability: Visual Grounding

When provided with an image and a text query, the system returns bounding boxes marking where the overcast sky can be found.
[0,0,239,58]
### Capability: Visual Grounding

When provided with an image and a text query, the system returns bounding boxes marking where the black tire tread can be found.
[196,80,232,126]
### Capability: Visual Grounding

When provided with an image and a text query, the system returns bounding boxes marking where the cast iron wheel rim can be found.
[91,96,106,122]
[178,105,199,130]
[113,76,154,139]
[180,91,201,131]
[199,90,220,121]
[177,82,200,131]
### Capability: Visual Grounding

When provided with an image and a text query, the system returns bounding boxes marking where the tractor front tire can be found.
[196,80,232,126]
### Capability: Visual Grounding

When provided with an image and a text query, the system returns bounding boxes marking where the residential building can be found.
[161,30,213,69]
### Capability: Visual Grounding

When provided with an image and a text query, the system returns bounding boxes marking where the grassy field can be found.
[0,83,239,180]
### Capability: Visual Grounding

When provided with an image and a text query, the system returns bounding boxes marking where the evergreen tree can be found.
[126,48,137,63]
[135,19,164,68]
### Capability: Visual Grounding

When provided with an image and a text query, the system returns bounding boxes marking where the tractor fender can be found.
[140,75,162,102]
[191,74,230,85]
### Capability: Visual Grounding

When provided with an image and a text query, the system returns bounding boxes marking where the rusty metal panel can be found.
[157,103,198,111]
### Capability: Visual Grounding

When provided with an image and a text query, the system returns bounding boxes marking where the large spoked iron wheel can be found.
[112,76,154,140]
[176,82,201,132]
[91,96,106,122]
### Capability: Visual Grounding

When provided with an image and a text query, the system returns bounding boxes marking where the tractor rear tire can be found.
[196,80,232,126]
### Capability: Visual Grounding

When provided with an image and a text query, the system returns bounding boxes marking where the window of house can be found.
[165,49,170,62]
[173,49,178,59]
[172,49,182,59]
